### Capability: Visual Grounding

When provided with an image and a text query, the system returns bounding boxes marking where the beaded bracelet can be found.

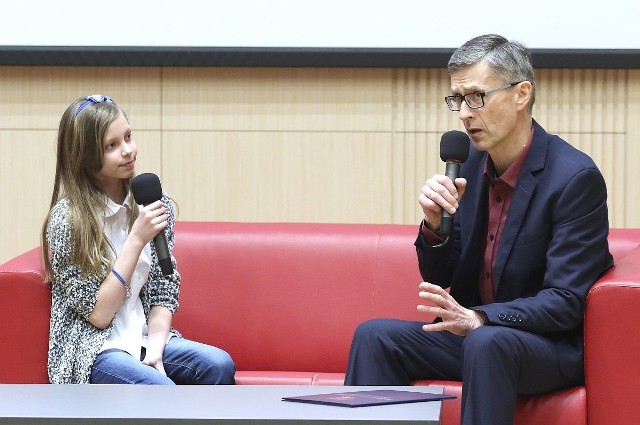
[111,267,131,298]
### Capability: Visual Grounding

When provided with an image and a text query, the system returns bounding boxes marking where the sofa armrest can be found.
[0,248,50,383]
[585,247,640,425]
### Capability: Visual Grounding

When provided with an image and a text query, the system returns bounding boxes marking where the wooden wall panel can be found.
[0,67,162,130]
[161,68,393,132]
[130,132,164,182]
[161,131,393,223]
[0,130,56,262]
[535,69,628,228]
[534,69,626,133]
[627,70,640,228]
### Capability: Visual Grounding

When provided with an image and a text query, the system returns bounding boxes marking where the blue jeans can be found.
[90,337,236,385]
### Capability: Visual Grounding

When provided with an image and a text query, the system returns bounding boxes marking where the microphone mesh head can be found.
[131,173,163,205]
[440,130,470,162]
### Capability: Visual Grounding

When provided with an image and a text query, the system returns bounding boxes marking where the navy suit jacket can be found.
[415,120,613,382]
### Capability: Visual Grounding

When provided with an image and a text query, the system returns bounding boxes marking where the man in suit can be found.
[344,34,614,425]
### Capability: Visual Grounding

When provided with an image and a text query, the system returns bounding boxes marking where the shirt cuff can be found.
[471,308,489,326]
[420,219,446,246]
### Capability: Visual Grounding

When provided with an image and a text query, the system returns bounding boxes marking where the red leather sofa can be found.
[1,222,639,425]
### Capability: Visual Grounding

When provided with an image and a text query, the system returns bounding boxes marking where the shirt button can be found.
[496,196,502,203]
[489,234,495,241]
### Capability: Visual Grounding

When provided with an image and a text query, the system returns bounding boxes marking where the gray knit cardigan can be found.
[46,194,181,384]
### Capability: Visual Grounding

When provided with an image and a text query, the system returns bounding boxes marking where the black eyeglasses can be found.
[445,81,524,111]
[75,94,115,116]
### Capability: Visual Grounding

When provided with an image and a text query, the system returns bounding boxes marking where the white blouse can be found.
[99,194,152,360]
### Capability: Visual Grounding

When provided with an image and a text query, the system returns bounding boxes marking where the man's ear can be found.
[515,81,533,111]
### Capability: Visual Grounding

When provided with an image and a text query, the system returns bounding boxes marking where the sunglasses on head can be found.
[75,95,115,116]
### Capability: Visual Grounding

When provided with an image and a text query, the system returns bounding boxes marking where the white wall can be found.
[1,0,637,49]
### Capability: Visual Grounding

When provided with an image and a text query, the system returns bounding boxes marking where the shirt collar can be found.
[103,192,132,218]
[484,125,535,188]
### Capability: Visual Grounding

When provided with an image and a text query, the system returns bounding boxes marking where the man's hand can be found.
[418,175,467,231]
[417,282,485,336]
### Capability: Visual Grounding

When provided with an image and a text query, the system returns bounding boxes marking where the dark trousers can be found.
[344,318,578,425]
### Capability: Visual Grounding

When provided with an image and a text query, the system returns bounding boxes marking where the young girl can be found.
[42,95,236,385]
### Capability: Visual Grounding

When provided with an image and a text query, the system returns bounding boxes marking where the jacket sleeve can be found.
[414,228,459,290]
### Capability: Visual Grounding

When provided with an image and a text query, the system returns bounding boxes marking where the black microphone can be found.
[439,131,470,237]
[130,173,174,276]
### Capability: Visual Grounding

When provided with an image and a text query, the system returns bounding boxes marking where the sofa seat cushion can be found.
[234,371,318,385]
[413,380,585,425]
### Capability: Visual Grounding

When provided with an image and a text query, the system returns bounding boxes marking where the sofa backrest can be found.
[1,223,639,383]
[170,222,425,373]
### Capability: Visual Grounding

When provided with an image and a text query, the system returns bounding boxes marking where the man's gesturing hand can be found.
[417,282,485,336]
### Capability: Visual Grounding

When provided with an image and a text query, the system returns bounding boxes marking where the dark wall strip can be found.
[0,46,638,69]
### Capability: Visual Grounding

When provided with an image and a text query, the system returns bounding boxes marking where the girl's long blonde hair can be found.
[41,96,138,281]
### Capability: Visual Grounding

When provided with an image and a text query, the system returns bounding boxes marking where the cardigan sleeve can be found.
[47,199,103,320]
[142,193,181,314]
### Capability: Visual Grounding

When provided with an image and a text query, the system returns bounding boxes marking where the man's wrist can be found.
[472,309,488,328]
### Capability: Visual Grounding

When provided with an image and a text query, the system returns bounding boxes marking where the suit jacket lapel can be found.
[493,121,548,291]
[451,147,489,307]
